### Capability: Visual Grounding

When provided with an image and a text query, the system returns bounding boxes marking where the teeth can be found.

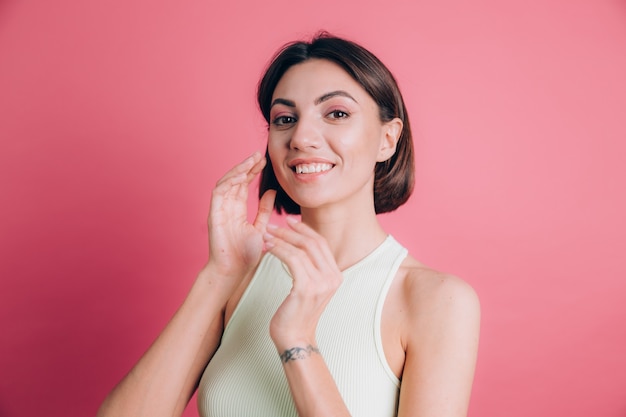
[295,163,333,174]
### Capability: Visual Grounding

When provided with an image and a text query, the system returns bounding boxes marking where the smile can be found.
[294,163,334,174]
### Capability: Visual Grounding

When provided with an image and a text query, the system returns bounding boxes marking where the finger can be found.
[216,151,262,186]
[263,235,313,279]
[285,217,322,239]
[213,152,263,204]
[265,224,332,272]
[246,154,267,181]
[284,217,337,263]
[265,237,339,299]
[254,190,276,231]
[211,173,247,210]
[235,155,267,201]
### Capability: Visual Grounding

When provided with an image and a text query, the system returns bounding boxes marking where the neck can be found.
[300,204,388,271]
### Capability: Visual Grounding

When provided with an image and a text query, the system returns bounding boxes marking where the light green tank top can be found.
[198,235,408,416]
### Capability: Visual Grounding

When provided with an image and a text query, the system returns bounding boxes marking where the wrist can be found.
[277,344,320,364]
[272,332,317,354]
[197,262,243,298]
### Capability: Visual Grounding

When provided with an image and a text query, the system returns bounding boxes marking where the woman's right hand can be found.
[97,153,275,417]
[205,151,276,290]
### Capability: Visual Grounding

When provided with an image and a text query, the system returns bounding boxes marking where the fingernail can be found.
[266,223,278,230]
[263,232,274,240]
[286,216,299,224]
[264,241,275,249]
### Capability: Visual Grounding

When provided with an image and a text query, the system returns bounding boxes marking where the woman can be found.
[98,33,480,417]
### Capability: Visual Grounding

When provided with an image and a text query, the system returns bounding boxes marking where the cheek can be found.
[333,128,379,157]
[267,140,281,167]
[267,130,287,151]
[266,139,288,181]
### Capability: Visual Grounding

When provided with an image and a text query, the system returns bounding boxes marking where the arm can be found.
[263,217,351,417]
[97,266,231,417]
[397,273,481,417]
[98,152,276,417]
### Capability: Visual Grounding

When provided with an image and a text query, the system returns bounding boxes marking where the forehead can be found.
[272,59,370,102]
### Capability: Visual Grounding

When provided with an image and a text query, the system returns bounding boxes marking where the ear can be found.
[377,118,403,162]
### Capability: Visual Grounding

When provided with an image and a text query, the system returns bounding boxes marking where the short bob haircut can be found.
[258,33,414,214]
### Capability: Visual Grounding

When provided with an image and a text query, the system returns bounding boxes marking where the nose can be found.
[289,116,321,150]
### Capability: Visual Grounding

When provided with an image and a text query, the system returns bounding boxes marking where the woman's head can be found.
[258,33,414,214]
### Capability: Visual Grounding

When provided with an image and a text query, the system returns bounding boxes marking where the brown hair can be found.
[258,33,414,214]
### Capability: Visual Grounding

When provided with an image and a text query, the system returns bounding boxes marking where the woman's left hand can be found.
[263,217,343,352]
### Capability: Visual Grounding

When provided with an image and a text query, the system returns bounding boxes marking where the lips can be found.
[293,163,333,174]
[288,158,335,175]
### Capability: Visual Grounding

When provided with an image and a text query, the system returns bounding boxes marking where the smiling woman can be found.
[265,59,402,216]
[258,36,415,215]
[97,33,480,417]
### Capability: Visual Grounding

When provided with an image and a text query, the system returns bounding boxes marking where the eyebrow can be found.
[270,90,358,109]
[270,98,296,108]
[315,90,358,105]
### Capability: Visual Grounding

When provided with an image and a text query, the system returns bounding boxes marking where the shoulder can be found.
[388,255,480,415]
[393,255,480,347]
[403,255,479,310]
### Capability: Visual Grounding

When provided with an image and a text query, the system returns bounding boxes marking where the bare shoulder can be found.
[388,255,480,416]
[400,254,479,307]
[394,254,480,337]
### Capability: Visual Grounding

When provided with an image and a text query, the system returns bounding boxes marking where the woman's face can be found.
[268,59,400,214]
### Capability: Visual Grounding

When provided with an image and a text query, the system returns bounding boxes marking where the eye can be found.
[272,115,297,127]
[327,110,349,120]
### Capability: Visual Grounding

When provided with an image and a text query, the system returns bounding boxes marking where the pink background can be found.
[1,1,625,416]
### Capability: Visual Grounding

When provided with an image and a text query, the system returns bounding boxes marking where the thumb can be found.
[254,189,277,231]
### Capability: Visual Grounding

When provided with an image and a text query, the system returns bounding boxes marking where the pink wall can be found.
[1,1,625,416]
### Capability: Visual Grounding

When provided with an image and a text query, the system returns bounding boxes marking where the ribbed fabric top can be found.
[197,235,408,417]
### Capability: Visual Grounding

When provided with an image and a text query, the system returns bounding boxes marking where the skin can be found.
[97,59,480,417]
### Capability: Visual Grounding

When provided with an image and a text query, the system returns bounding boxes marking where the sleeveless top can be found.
[197,235,408,417]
